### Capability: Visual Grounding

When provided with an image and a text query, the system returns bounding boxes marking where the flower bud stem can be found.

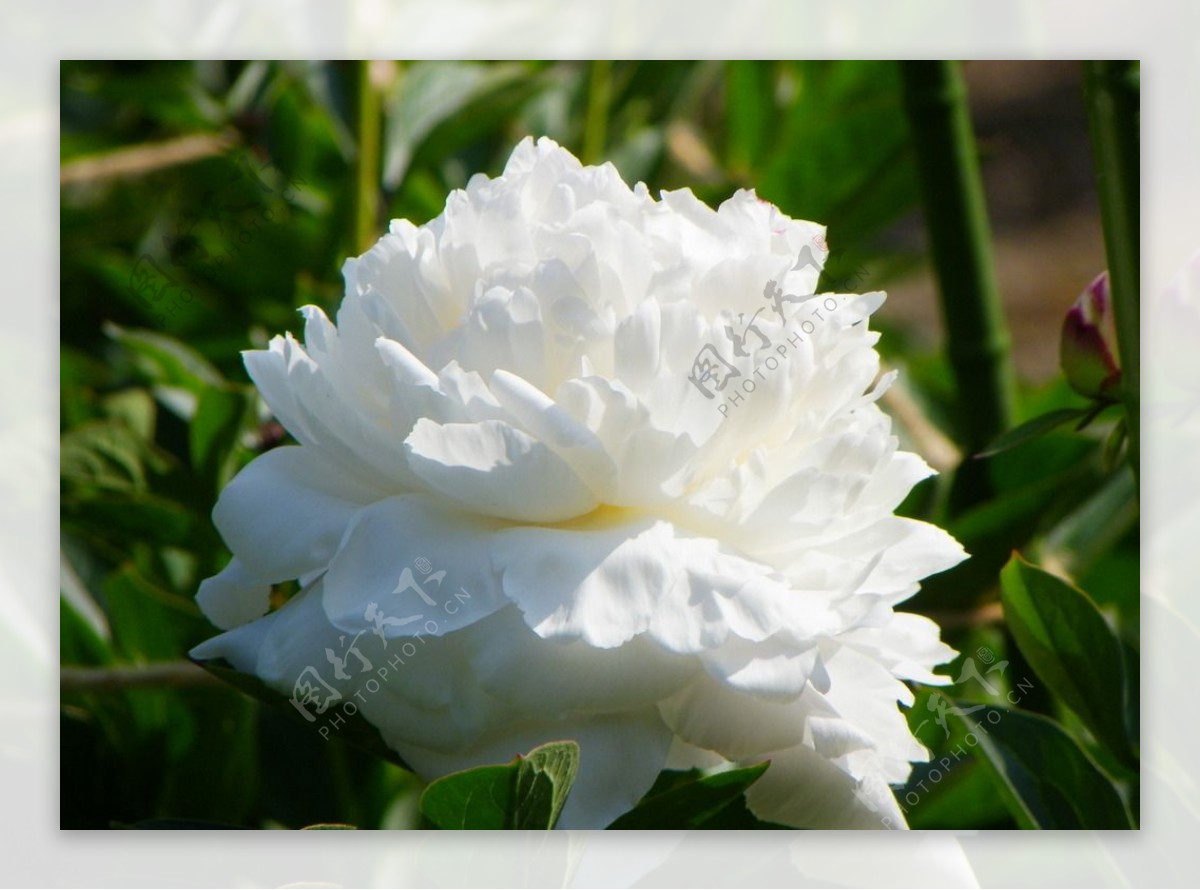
[1084,61,1140,488]
[899,61,1017,510]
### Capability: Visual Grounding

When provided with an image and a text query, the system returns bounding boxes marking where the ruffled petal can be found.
[405,417,598,522]
[744,743,905,830]
[321,494,510,640]
[492,518,673,648]
[210,445,378,584]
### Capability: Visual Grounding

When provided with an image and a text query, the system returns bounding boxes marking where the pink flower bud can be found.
[1061,272,1121,399]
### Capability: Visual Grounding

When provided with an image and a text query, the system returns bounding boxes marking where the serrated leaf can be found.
[961,705,1134,828]
[976,408,1090,458]
[999,554,1136,767]
[606,762,770,829]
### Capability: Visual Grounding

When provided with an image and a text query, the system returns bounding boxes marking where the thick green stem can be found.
[899,62,1017,460]
[583,60,612,165]
[1084,61,1140,487]
[899,61,1017,513]
[352,60,381,255]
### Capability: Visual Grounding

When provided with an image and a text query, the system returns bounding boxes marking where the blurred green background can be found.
[59,60,1138,830]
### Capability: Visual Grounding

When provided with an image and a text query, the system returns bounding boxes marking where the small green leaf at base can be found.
[606,763,771,829]
[419,740,581,830]
[512,741,580,829]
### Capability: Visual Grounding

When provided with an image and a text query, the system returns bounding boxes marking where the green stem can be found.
[326,743,365,828]
[352,60,381,255]
[583,60,612,164]
[899,61,1016,510]
[1084,61,1140,487]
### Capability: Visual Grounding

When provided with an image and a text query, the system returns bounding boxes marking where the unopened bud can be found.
[1061,272,1121,399]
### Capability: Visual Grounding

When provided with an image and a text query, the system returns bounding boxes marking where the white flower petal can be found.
[321,494,510,640]
[465,606,697,716]
[657,668,820,758]
[745,743,905,830]
[211,445,378,585]
[405,417,598,522]
[492,519,673,648]
[195,557,271,631]
[699,635,829,700]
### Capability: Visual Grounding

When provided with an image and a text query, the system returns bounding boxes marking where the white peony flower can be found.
[190,136,967,829]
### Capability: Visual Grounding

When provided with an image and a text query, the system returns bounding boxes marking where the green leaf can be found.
[190,385,254,492]
[912,434,1099,613]
[66,493,196,548]
[1101,413,1129,473]
[100,388,157,440]
[61,420,161,493]
[760,61,919,248]
[382,61,528,190]
[999,554,1136,766]
[105,323,225,395]
[420,764,515,830]
[104,564,203,662]
[902,758,1012,829]
[976,407,1090,458]
[961,705,1134,828]
[606,763,770,829]
[419,740,582,830]
[512,740,580,829]
[60,595,113,667]
[1042,466,1137,578]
